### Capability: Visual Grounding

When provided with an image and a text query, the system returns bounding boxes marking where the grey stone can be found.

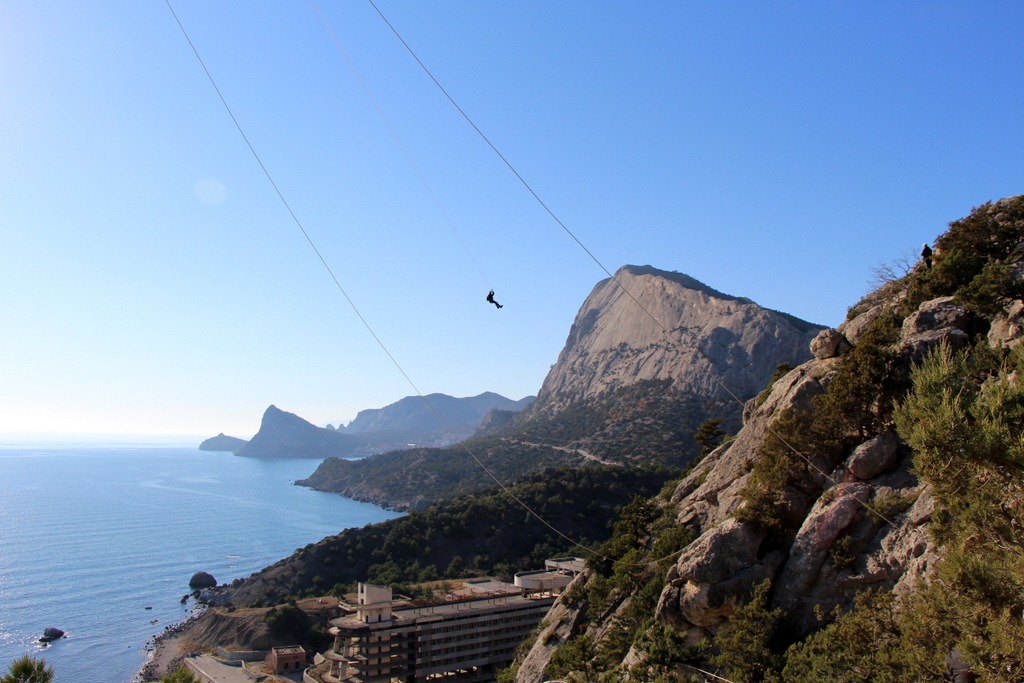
[810,328,852,359]
[845,431,902,481]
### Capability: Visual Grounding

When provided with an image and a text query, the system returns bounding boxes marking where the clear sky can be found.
[1,2,1021,438]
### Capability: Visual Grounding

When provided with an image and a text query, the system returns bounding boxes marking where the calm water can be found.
[0,440,400,683]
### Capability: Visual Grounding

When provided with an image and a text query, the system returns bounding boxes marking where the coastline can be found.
[136,610,204,682]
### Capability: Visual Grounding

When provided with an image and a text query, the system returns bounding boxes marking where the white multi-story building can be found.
[321,562,582,683]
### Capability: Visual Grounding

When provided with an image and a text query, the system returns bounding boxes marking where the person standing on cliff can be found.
[922,243,933,269]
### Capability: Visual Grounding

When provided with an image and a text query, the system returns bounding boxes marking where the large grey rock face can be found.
[657,518,783,636]
[671,358,832,531]
[531,266,823,416]
[653,293,993,638]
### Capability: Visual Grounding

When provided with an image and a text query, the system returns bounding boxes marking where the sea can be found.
[0,437,401,683]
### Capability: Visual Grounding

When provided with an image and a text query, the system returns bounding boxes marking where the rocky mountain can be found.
[235,405,363,459]
[530,265,822,416]
[511,196,1024,682]
[298,267,821,506]
[331,392,534,450]
[513,266,823,467]
[198,433,249,452]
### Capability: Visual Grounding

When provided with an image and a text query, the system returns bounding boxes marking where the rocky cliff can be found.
[513,196,1024,682]
[531,265,822,416]
[514,266,823,467]
[235,405,363,459]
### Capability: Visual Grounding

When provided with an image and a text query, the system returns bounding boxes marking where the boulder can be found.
[989,300,1024,350]
[901,327,970,361]
[189,571,217,589]
[656,519,784,636]
[39,627,65,642]
[902,296,971,336]
[838,303,885,346]
[844,431,902,481]
[810,328,851,360]
[774,483,871,616]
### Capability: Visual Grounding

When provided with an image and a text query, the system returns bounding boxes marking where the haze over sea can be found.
[0,438,400,683]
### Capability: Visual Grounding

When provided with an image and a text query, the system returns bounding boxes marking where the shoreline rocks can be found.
[189,571,216,589]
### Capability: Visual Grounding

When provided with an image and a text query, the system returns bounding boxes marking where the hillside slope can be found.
[513,196,1024,683]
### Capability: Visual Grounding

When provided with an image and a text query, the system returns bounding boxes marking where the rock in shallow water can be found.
[39,626,65,642]
[189,571,216,589]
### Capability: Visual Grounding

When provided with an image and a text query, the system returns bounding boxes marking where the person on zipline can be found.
[486,290,503,309]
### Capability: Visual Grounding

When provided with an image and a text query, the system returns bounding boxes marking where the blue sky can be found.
[1,1,1021,438]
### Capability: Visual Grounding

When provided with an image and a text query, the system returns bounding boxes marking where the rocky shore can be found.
[135,610,205,683]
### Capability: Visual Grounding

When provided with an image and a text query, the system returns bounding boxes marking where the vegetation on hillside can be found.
[160,666,199,683]
[298,439,580,508]
[517,378,736,468]
[705,197,1024,681]
[230,464,677,607]
[300,379,720,509]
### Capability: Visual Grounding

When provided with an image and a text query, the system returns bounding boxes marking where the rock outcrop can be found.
[198,433,248,452]
[653,291,963,641]
[235,405,363,459]
[516,255,1011,679]
[39,627,65,643]
[189,571,217,589]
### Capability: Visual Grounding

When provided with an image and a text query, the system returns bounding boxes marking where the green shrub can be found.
[782,591,909,682]
[545,634,596,680]
[735,408,811,531]
[829,534,855,571]
[905,197,1024,315]
[2,656,55,683]
[867,488,916,525]
[753,362,794,408]
[711,579,782,682]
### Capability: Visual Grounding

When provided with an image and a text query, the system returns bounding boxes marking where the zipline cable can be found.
[307,0,493,294]
[364,0,619,281]
[164,0,608,561]
[367,1,896,528]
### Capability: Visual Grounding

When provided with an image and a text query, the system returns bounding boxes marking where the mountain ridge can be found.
[298,266,821,506]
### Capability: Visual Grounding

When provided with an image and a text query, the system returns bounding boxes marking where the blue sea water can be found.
[0,440,400,683]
